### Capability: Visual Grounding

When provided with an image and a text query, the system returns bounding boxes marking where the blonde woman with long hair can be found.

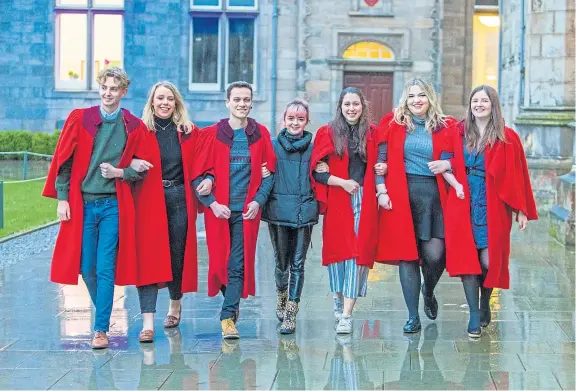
[439,85,537,338]
[131,81,213,342]
[373,78,458,333]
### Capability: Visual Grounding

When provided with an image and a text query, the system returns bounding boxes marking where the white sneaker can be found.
[336,316,353,334]
[333,296,343,320]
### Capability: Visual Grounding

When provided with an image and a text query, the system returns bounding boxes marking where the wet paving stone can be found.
[0,218,572,389]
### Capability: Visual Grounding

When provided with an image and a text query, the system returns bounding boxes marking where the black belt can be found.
[161,179,184,188]
[465,167,485,178]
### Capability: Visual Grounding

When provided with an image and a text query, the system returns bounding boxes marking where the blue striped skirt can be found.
[327,187,369,299]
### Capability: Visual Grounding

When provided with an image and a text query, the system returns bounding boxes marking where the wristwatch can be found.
[376,190,388,198]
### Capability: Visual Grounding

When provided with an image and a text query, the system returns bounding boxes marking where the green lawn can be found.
[0,179,57,239]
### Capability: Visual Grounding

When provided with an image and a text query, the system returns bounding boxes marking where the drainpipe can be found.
[519,0,526,108]
[497,0,503,95]
[270,0,279,135]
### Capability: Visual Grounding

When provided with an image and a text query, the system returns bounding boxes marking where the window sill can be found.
[51,90,101,98]
[348,11,394,17]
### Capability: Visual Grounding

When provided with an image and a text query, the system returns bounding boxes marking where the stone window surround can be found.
[326,29,413,115]
[189,0,259,95]
[349,0,394,17]
[190,0,258,12]
[54,0,124,92]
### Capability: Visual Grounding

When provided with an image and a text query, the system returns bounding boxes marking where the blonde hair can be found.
[96,67,130,90]
[142,81,191,131]
[465,85,506,151]
[393,78,446,132]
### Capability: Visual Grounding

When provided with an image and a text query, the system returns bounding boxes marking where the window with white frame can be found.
[55,0,124,90]
[190,0,258,92]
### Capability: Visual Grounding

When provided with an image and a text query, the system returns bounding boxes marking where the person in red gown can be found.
[310,87,379,335]
[439,85,537,337]
[132,81,212,342]
[43,68,170,349]
[191,81,276,340]
[374,78,458,333]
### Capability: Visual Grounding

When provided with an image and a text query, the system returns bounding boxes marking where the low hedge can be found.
[0,130,60,158]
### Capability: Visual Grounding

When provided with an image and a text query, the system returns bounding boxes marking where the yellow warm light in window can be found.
[473,13,499,89]
[343,41,394,60]
[478,15,500,27]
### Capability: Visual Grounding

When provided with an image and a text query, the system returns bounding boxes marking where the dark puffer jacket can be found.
[262,129,319,228]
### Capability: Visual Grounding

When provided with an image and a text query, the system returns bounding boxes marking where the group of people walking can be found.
[43,66,537,350]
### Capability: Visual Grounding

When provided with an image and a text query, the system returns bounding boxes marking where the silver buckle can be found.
[162,180,173,188]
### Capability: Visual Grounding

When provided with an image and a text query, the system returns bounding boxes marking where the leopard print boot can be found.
[279,301,299,334]
[276,290,288,321]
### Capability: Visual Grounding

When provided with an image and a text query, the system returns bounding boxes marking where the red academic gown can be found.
[442,121,538,289]
[375,112,458,264]
[43,106,172,286]
[145,123,201,293]
[310,124,379,268]
[192,118,277,298]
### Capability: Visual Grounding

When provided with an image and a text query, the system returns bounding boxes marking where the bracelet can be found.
[376,190,388,198]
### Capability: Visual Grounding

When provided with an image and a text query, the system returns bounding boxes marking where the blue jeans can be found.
[80,198,119,332]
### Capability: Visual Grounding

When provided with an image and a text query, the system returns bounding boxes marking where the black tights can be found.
[399,238,446,319]
[461,249,492,328]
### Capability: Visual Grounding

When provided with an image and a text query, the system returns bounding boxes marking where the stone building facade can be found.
[499,0,575,245]
[0,0,474,133]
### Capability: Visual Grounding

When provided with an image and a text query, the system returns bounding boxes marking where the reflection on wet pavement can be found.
[0,218,573,389]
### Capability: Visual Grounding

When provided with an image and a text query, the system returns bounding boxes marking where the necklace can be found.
[155,120,173,131]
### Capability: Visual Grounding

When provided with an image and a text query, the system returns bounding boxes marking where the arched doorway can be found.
[342,41,395,121]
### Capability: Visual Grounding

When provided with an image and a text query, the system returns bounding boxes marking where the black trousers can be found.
[138,184,188,313]
[268,224,312,303]
[220,211,245,320]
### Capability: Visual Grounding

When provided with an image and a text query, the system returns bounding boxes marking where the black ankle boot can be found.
[480,307,491,327]
[403,316,421,333]
[422,286,438,320]
[480,288,493,327]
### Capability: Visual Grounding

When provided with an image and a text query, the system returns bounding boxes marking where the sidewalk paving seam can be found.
[156,369,176,390]
[46,368,72,391]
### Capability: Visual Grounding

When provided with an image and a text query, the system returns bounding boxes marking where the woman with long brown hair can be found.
[311,87,379,335]
[374,78,458,333]
[439,85,537,337]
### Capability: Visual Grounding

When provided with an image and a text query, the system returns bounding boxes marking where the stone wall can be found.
[0,0,276,132]
[500,0,575,245]
[0,0,474,133]
[0,1,57,131]
[440,0,474,118]
[283,0,454,127]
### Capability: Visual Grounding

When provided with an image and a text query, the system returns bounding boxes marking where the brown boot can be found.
[279,301,299,334]
[276,290,288,321]
[221,318,240,339]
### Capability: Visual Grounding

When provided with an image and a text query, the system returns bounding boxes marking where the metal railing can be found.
[0,151,53,180]
[0,151,53,230]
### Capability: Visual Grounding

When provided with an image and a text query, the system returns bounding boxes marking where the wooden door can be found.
[343,72,394,122]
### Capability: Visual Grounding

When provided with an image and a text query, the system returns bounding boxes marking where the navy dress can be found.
[463,143,488,249]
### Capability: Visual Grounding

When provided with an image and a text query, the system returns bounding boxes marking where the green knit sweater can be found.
[56,111,141,201]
